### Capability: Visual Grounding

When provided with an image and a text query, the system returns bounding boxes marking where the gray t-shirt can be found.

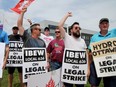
[22,30,46,48]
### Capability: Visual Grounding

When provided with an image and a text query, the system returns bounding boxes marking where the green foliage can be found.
[1,69,20,87]
[1,69,104,87]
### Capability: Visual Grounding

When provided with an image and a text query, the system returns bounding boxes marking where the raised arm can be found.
[17,7,27,35]
[58,12,72,38]
[27,19,32,25]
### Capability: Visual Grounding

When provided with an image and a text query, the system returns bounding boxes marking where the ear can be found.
[71,29,73,33]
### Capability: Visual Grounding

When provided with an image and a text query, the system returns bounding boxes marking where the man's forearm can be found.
[58,12,72,38]
[4,45,9,63]
[17,7,27,35]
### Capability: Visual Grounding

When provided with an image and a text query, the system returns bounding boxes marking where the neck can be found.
[45,34,49,36]
[72,35,80,39]
[13,33,18,35]
[100,30,108,36]
[56,36,62,40]
[31,34,38,39]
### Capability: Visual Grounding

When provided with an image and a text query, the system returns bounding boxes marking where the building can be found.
[39,20,68,36]
[39,20,97,47]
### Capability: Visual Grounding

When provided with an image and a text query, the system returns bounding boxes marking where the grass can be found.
[1,69,20,87]
[1,69,104,87]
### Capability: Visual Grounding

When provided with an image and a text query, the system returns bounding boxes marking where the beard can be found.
[72,32,80,38]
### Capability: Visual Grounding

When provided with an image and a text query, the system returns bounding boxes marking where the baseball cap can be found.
[99,18,109,24]
[12,26,18,30]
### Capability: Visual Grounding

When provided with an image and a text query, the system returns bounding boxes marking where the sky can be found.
[0,0,116,35]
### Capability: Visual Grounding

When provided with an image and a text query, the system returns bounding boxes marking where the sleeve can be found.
[22,30,31,42]
[47,41,52,54]
[112,28,116,37]
[88,36,94,50]
[64,32,70,42]
[84,40,87,49]
[3,32,9,45]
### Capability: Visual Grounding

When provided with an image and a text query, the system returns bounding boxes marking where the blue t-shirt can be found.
[88,28,116,50]
[0,31,9,45]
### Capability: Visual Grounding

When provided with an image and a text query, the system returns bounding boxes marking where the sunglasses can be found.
[34,28,41,31]
[74,27,81,30]
[55,31,60,33]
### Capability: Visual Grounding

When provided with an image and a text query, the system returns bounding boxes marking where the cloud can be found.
[0,0,116,35]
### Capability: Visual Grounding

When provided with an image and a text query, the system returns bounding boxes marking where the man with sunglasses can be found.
[47,28,64,71]
[17,7,46,87]
[17,7,45,48]
[58,12,90,87]
[27,19,54,47]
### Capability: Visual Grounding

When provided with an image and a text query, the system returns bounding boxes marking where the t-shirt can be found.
[47,38,65,63]
[64,33,87,51]
[8,34,23,41]
[0,30,9,45]
[88,28,116,50]
[40,33,54,47]
[22,30,46,48]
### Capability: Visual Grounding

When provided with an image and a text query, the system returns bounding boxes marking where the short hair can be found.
[70,22,79,29]
[55,26,59,29]
[44,27,50,31]
[30,23,40,33]
[12,26,18,30]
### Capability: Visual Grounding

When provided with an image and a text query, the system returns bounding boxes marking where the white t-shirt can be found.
[64,33,87,51]
[40,33,54,47]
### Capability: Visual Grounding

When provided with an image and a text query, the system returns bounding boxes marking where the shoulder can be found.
[1,31,7,35]
[64,33,71,39]
[109,28,116,34]
[80,38,85,42]
[49,39,55,43]
[39,38,46,44]
[49,36,54,38]
[90,32,100,41]
[23,30,30,37]
[8,34,12,37]
[80,38,86,46]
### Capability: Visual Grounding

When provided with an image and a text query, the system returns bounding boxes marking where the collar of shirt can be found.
[98,31,111,37]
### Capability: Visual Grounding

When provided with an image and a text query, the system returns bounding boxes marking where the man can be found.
[88,18,116,87]
[17,7,46,87]
[0,30,9,86]
[47,28,64,71]
[17,7,46,48]
[40,27,54,47]
[8,26,23,87]
[58,12,90,87]
[27,19,53,47]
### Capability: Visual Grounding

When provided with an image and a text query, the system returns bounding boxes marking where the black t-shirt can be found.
[8,34,22,41]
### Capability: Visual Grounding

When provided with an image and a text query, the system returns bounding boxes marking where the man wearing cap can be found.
[88,18,116,87]
[40,27,54,47]
[7,26,23,87]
